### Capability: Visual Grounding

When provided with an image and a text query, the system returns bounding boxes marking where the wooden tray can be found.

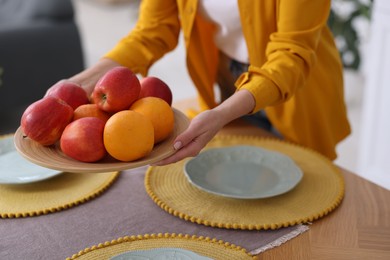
[14,108,190,173]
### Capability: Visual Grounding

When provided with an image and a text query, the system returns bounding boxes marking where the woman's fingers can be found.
[154,138,204,165]
[173,111,210,146]
[155,128,210,165]
[153,111,219,165]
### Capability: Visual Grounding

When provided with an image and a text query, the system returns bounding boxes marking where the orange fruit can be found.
[103,110,154,162]
[130,97,175,144]
[73,103,111,122]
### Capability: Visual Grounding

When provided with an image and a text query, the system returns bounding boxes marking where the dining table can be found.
[173,98,390,259]
[0,98,389,260]
[217,122,390,259]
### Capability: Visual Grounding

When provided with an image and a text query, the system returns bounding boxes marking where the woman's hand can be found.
[46,58,120,98]
[155,89,256,166]
[154,109,224,165]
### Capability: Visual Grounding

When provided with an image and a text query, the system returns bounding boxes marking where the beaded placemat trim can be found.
[0,172,119,218]
[66,233,257,260]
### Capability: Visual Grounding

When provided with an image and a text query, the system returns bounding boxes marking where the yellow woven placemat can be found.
[67,233,256,260]
[0,171,119,218]
[145,135,344,230]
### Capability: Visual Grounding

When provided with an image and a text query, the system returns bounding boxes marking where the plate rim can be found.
[184,145,303,199]
[0,135,63,184]
[110,247,212,260]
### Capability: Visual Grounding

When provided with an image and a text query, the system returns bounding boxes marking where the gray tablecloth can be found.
[0,166,308,260]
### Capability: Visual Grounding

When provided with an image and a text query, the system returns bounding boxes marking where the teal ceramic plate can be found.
[184,145,303,199]
[110,248,212,260]
[0,135,62,184]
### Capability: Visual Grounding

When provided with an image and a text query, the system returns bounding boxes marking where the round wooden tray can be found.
[14,108,189,173]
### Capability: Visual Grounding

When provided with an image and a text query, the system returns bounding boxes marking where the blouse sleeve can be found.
[235,0,332,113]
[104,0,181,76]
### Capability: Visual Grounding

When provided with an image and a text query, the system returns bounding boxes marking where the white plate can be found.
[184,145,303,199]
[0,135,62,184]
[110,248,212,260]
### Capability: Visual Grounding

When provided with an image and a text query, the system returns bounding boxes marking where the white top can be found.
[198,0,249,64]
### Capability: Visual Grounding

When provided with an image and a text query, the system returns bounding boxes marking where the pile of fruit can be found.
[21,66,175,163]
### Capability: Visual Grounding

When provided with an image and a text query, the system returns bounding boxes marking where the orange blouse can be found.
[104,0,351,160]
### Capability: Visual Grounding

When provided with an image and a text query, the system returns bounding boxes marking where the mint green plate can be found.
[110,248,212,260]
[0,135,62,184]
[184,145,303,199]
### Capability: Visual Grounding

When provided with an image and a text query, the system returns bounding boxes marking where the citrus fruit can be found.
[130,97,174,144]
[103,110,154,162]
[73,103,111,122]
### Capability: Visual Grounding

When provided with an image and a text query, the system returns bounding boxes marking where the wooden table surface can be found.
[173,99,390,259]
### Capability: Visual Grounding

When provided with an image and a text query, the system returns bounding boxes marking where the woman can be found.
[65,0,351,164]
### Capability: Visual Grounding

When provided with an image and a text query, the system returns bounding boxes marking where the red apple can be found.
[60,117,106,162]
[21,96,74,146]
[91,66,140,113]
[46,80,89,110]
[139,76,173,106]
